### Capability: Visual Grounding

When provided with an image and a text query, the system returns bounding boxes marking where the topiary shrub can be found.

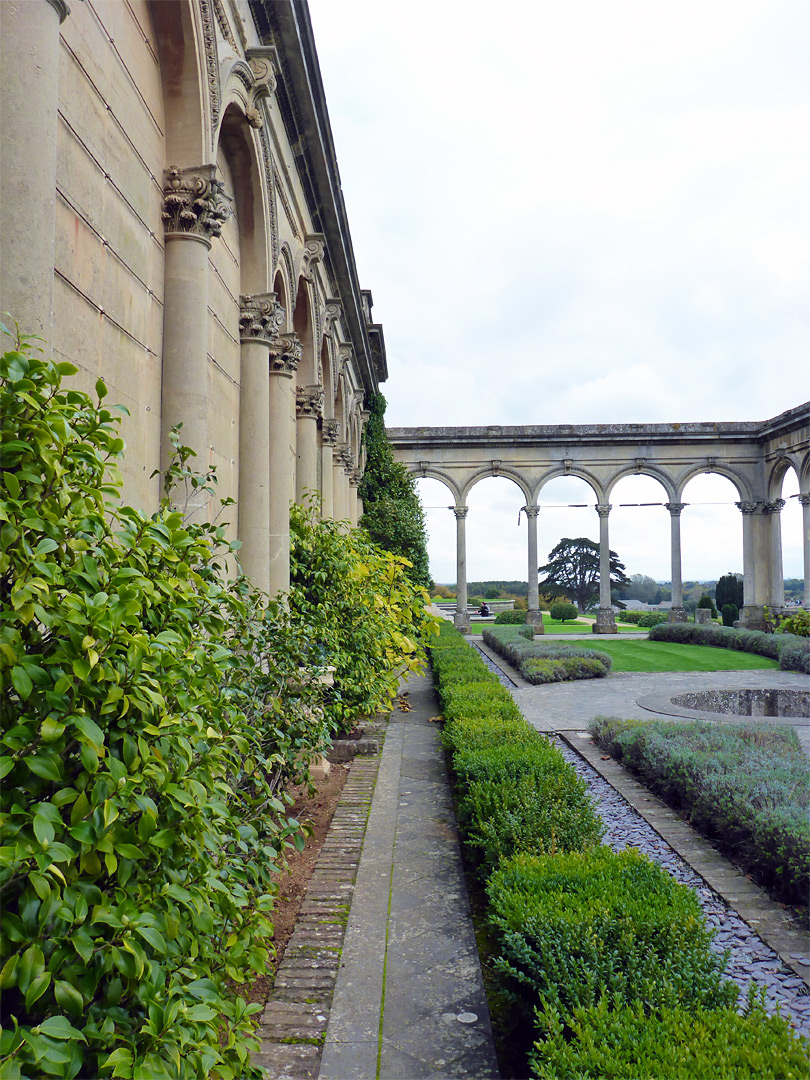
[722,602,739,626]
[548,602,578,622]
[494,609,526,625]
[697,593,718,618]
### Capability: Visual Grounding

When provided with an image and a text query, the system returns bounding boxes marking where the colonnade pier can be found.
[388,403,810,633]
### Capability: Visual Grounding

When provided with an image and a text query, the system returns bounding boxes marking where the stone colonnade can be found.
[390,414,810,633]
[0,0,382,601]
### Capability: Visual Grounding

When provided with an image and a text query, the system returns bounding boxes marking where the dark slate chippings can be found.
[553,739,810,1036]
[470,642,517,687]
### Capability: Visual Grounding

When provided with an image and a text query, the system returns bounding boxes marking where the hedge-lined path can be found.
[319,670,500,1080]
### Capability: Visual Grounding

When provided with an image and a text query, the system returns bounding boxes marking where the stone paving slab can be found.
[319,672,500,1080]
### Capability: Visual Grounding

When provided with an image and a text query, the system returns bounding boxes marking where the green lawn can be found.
[583,639,779,673]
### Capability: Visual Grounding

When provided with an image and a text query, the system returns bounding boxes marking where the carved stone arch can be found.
[406,466,461,505]
[291,275,316,385]
[217,104,270,292]
[151,0,211,163]
[604,463,677,502]
[767,454,803,501]
[461,467,531,505]
[674,463,754,503]
[323,334,339,414]
[535,467,604,504]
[801,450,810,492]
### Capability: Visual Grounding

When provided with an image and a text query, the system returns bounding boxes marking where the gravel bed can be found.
[470,641,517,688]
[555,738,810,1036]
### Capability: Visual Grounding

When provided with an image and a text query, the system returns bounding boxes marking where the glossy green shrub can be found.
[588,716,810,904]
[0,343,329,1078]
[530,994,810,1079]
[487,849,736,1055]
[289,503,437,734]
[439,683,524,724]
[493,609,526,624]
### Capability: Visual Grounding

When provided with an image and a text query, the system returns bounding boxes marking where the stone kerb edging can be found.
[559,732,810,990]
[253,742,384,1079]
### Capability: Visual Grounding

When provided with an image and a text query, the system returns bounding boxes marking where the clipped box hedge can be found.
[482,626,612,683]
[531,996,810,1080]
[589,716,810,904]
[428,623,810,1078]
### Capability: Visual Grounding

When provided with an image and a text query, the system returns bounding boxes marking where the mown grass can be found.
[581,640,779,672]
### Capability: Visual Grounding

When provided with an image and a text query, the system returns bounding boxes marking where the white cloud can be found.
[310,0,809,581]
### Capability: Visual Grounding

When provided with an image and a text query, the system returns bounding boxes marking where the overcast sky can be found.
[309,0,808,584]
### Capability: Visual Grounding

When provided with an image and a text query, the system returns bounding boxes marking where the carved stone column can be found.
[333,443,352,523]
[268,334,299,596]
[799,494,810,609]
[0,0,69,340]
[763,498,786,610]
[593,504,617,633]
[348,470,362,527]
[523,506,544,631]
[160,166,230,518]
[736,501,762,628]
[453,506,470,634]
[320,419,339,520]
[295,385,324,505]
[665,502,688,622]
[237,295,283,593]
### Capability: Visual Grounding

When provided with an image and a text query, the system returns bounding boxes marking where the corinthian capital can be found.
[271,333,301,376]
[665,502,687,516]
[798,494,810,508]
[336,445,354,473]
[453,506,469,520]
[763,498,786,515]
[239,294,285,344]
[595,503,612,519]
[736,501,759,515]
[162,165,232,242]
[296,385,324,418]
[322,419,340,446]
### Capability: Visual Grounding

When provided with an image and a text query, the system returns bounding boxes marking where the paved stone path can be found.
[319,672,500,1080]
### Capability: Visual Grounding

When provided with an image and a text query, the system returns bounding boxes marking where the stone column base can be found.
[592,608,618,634]
[453,610,471,634]
[667,607,688,623]
[738,605,767,631]
[526,609,545,632]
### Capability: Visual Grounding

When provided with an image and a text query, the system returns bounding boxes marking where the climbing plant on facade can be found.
[358,392,431,588]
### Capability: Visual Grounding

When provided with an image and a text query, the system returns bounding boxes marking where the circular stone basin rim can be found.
[637,687,810,724]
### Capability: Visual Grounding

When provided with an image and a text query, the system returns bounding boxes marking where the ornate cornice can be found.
[162,166,231,243]
[296,384,324,418]
[239,294,285,344]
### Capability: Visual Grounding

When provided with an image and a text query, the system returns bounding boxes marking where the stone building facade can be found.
[0,0,386,596]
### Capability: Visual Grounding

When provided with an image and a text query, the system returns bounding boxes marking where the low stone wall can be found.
[671,688,810,719]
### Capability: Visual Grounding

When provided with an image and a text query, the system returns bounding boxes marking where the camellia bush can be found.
[289,502,438,734]
[0,339,337,1079]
